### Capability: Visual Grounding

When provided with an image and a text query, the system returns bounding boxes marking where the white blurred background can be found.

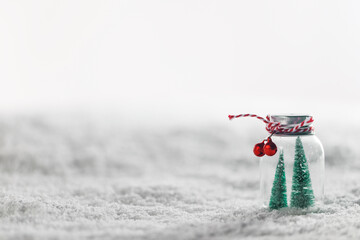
[1,0,360,126]
[1,2,360,239]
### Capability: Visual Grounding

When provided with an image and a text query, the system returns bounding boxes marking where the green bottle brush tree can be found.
[269,150,288,209]
[290,136,315,208]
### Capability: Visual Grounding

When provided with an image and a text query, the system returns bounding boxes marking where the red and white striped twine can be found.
[228,114,314,134]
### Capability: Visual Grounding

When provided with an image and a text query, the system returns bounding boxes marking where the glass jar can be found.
[259,115,325,209]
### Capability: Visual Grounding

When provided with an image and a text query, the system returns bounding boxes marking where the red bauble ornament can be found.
[264,138,277,156]
[253,141,265,157]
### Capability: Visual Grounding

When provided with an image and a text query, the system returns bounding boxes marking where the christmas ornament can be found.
[227,114,324,210]
[253,141,265,157]
[264,138,277,156]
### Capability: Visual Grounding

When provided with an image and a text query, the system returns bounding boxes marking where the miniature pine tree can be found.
[269,151,288,209]
[290,136,315,208]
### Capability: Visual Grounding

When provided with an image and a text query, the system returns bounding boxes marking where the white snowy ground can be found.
[0,116,360,240]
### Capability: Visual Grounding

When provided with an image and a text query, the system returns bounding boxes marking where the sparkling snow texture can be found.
[0,116,359,239]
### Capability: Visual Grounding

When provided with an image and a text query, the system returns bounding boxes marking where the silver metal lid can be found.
[270,114,314,135]
[270,114,311,125]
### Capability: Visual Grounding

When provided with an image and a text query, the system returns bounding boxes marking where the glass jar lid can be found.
[270,114,314,135]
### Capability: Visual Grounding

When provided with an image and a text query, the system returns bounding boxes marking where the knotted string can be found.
[228,114,314,134]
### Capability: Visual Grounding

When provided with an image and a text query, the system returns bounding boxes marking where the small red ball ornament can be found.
[253,141,265,157]
[264,138,277,156]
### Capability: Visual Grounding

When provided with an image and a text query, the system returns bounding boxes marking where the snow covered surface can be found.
[0,115,359,240]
